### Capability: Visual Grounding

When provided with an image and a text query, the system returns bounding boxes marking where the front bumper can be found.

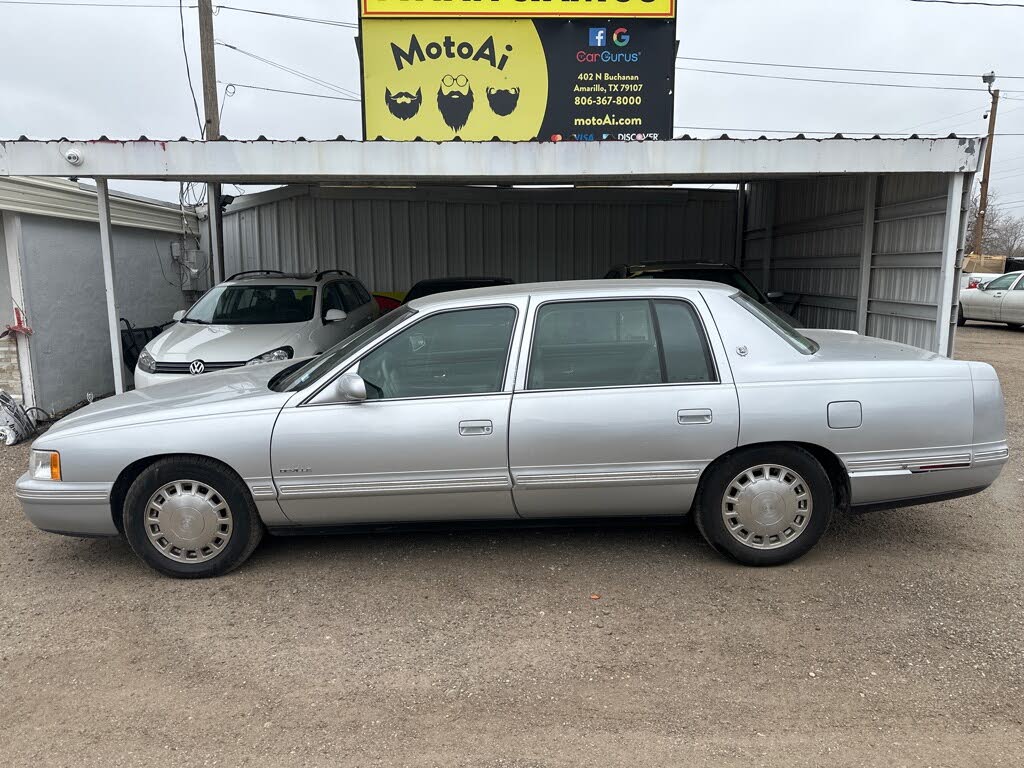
[15,473,119,537]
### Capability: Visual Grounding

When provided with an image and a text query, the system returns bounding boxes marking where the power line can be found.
[219,81,360,102]
[671,123,1024,136]
[215,5,357,28]
[0,0,187,5]
[216,40,360,99]
[909,0,1024,8]
[178,0,204,137]
[674,65,1019,93]
[676,55,1024,81]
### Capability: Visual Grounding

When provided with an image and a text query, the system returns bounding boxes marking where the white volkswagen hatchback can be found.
[135,270,378,388]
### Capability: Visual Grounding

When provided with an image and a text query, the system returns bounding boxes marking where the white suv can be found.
[135,270,379,388]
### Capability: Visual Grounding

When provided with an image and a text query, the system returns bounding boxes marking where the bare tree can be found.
[965,189,1024,258]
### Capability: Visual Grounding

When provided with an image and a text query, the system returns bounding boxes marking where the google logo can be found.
[612,28,630,47]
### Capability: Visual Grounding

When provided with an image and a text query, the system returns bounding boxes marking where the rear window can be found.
[732,293,818,355]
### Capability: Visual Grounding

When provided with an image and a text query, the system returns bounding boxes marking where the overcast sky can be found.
[2,0,1024,211]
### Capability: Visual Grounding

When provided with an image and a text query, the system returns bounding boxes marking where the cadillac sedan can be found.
[17,281,1008,578]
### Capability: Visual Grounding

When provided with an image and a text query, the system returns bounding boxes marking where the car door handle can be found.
[678,409,713,425]
[459,420,493,436]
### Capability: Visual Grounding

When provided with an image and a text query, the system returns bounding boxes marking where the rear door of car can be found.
[507,291,739,518]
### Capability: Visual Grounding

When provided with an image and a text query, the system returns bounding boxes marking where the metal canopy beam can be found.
[0,138,982,185]
[95,178,125,395]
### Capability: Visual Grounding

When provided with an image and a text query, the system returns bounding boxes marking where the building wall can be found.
[743,173,965,352]
[223,186,739,292]
[17,215,192,413]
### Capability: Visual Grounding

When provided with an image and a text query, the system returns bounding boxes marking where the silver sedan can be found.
[17,281,1008,578]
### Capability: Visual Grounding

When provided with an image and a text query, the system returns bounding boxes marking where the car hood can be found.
[145,322,309,362]
[801,329,944,362]
[43,361,296,440]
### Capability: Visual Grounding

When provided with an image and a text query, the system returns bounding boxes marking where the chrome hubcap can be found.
[721,464,812,550]
[144,480,233,563]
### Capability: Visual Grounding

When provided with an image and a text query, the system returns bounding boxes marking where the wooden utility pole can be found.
[973,76,1000,256]
[198,0,225,281]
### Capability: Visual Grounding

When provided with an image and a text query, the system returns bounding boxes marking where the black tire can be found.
[957,305,966,327]
[123,456,264,578]
[694,445,833,566]
[1007,322,1022,330]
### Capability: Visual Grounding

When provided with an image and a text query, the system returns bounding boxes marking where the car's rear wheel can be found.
[123,457,263,578]
[695,446,833,566]
[957,304,966,327]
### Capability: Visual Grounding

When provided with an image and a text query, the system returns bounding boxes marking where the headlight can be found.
[30,450,61,481]
[246,346,294,366]
[137,349,157,374]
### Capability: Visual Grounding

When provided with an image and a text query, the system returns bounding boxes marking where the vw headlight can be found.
[246,346,294,366]
[30,450,61,481]
[137,349,157,374]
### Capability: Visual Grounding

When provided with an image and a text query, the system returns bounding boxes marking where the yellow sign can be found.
[361,0,676,18]
[363,18,548,140]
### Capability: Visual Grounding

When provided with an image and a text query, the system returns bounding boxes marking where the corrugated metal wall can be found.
[743,173,965,352]
[223,186,738,292]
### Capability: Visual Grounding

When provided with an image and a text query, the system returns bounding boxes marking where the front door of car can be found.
[310,281,356,352]
[966,273,1017,321]
[996,274,1024,324]
[271,302,525,525]
[508,297,739,518]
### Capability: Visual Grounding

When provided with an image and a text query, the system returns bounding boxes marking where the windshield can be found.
[271,307,416,392]
[183,285,316,325]
[637,268,769,304]
[732,293,818,355]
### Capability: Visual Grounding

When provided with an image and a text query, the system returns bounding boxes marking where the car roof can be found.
[405,279,739,310]
[220,276,319,287]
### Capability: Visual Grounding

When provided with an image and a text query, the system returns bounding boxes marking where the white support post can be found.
[95,178,125,394]
[208,183,223,283]
[936,173,966,356]
[734,181,746,268]
[855,175,877,335]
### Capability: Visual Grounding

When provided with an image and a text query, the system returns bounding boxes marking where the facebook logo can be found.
[588,28,606,47]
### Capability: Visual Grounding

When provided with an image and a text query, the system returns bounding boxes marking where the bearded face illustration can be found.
[385,88,423,120]
[437,74,474,132]
[485,87,520,117]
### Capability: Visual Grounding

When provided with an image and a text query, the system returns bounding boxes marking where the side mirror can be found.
[336,372,367,402]
[172,310,186,321]
[766,291,784,300]
[324,308,347,323]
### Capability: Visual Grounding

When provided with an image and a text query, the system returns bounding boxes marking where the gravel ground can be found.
[1,324,1023,767]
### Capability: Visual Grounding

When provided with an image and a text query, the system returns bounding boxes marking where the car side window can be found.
[985,274,1017,291]
[335,281,362,312]
[527,299,715,390]
[528,299,661,390]
[1013,276,1024,291]
[322,283,345,315]
[352,280,372,305]
[357,306,517,400]
[653,300,717,383]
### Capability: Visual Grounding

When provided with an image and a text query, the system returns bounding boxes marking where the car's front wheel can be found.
[123,456,264,578]
[695,446,833,566]
[957,304,967,327]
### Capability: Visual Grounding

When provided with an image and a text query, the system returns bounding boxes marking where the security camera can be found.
[64,148,84,166]
[982,72,996,86]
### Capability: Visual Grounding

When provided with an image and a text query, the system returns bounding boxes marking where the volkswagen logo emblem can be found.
[189,359,206,375]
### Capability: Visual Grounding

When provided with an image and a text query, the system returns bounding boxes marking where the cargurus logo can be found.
[577,49,641,64]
